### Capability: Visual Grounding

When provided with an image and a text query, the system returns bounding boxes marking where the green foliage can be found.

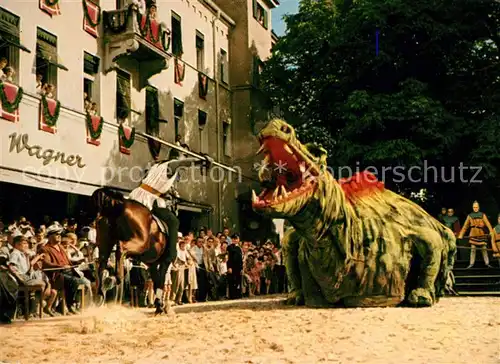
[262,0,500,207]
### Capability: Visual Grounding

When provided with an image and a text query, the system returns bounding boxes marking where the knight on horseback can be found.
[91,150,213,314]
[127,152,213,307]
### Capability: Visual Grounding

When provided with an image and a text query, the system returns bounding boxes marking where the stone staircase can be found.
[452,258,500,295]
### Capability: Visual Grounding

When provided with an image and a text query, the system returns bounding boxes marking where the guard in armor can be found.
[458,201,495,269]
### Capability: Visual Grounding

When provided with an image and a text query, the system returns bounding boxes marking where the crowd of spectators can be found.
[0,216,287,323]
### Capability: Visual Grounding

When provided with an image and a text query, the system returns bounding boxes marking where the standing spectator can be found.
[223,227,232,245]
[170,239,188,305]
[190,236,208,302]
[443,208,461,235]
[227,234,243,299]
[493,214,500,260]
[437,207,447,223]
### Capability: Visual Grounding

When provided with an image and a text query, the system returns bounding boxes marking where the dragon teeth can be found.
[263,154,271,166]
[299,163,306,173]
[280,185,288,197]
[252,190,258,203]
[256,145,265,155]
[284,144,294,155]
[272,187,279,200]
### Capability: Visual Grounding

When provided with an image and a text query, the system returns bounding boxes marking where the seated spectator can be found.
[0,57,7,79]
[1,66,14,82]
[45,84,55,99]
[41,224,87,314]
[36,74,44,95]
[8,234,47,317]
[90,102,98,116]
[0,248,18,324]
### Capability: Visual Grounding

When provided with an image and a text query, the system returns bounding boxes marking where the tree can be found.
[262,0,500,213]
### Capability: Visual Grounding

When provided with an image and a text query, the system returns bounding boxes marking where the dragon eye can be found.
[281,125,290,133]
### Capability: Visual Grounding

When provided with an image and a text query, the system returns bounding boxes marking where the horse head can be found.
[91,187,125,218]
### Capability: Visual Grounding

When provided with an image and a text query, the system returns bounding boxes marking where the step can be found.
[455,281,500,286]
[453,269,500,277]
[454,275,500,279]
[455,291,500,296]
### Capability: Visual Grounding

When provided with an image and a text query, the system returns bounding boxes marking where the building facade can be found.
[0,0,278,235]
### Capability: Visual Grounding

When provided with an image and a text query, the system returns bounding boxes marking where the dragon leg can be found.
[407,231,443,306]
[282,229,304,305]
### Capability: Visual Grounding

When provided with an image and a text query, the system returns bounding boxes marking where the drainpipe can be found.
[213,10,222,231]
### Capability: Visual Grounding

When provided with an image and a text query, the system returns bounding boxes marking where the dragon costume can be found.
[252,119,457,307]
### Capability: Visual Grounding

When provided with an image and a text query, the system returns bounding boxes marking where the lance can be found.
[136,131,241,174]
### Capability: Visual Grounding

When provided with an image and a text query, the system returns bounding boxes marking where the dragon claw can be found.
[285,291,305,306]
[407,288,434,307]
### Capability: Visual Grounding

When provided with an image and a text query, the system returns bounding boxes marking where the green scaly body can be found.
[254,119,457,307]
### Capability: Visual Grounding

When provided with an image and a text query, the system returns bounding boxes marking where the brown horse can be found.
[91,187,174,314]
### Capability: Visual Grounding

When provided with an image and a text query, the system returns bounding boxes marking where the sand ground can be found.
[0,295,498,364]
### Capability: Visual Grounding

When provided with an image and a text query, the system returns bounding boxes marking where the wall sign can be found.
[8,133,86,168]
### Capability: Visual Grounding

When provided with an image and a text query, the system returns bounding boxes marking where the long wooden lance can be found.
[136,131,240,174]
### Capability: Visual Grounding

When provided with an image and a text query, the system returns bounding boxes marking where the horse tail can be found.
[91,187,125,218]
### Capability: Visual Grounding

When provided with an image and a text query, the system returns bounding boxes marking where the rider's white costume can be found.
[127,161,178,209]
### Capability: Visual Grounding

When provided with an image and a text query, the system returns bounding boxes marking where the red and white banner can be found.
[83,0,100,37]
[86,115,103,146]
[140,16,163,50]
[0,82,20,123]
[39,97,58,134]
[40,0,61,16]
[119,125,133,154]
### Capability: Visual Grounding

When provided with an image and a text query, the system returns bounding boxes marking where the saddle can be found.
[151,215,168,234]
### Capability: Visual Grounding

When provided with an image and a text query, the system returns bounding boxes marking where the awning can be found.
[0,34,30,53]
[36,42,68,71]
[0,166,129,197]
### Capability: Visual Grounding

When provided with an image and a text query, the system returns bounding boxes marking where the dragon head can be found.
[252,119,329,218]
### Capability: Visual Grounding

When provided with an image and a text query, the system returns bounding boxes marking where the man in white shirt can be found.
[190,237,209,301]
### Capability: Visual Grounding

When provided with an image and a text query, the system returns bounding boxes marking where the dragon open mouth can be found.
[252,137,319,209]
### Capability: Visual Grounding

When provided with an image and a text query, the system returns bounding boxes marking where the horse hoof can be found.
[95,296,105,307]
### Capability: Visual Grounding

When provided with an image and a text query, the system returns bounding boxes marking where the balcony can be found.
[102,5,172,87]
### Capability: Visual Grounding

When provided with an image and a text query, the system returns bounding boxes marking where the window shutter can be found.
[263,10,268,29]
[0,7,20,37]
[84,52,99,74]
[252,0,257,18]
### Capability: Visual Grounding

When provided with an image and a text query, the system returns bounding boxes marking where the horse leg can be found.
[115,251,127,306]
[95,217,114,307]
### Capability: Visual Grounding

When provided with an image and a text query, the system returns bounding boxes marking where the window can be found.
[83,51,99,114]
[36,28,67,98]
[223,121,231,157]
[116,69,131,122]
[252,0,268,29]
[220,49,228,84]
[0,7,28,84]
[196,31,204,71]
[146,85,161,158]
[115,0,124,9]
[253,56,264,87]
[174,98,184,137]
[171,12,183,56]
[198,109,207,153]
